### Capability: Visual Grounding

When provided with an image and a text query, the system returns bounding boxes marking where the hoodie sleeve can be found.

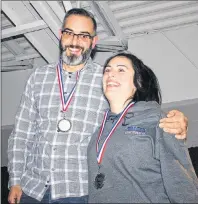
[156,122,198,203]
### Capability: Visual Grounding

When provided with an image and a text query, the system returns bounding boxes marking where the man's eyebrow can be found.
[80,31,92,35]
[63,28,73,31]
[63,28,91,35]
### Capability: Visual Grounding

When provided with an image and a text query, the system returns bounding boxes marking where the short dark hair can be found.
[103,52,162,104]
[62,8,97,34]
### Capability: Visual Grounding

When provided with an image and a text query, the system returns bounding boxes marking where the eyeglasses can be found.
[61,29,95,41]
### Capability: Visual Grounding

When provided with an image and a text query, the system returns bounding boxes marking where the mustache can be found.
[61,45,84,52]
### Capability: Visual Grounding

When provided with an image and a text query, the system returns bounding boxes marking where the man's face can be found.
[60,15,98,66]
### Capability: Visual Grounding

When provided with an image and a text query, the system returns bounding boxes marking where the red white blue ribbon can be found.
[96,102,135,164]
[57,60,80,112]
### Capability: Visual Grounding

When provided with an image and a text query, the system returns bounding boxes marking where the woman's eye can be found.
[104,69,110,72]
[119,68,125,72]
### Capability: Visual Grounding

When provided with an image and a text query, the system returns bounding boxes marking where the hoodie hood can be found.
[107,101,163,126]
[128,101,161,115]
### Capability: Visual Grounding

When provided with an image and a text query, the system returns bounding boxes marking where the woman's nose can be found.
[108,71,115,78]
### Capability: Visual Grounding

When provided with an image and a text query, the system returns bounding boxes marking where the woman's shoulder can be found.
[128,101,164,126]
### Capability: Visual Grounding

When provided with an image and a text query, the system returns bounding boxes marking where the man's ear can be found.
[92,35,98,49]
[59,29,62,40]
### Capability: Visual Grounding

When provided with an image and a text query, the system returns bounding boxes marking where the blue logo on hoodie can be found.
[125,126,146,135]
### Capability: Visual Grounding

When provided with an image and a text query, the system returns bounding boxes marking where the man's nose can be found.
[71,34,79,45]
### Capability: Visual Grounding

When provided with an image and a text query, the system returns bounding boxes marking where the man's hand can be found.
[159,110,188,139]
[8,185,22,204]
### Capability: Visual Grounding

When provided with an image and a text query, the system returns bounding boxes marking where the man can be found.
[8,8,188,204]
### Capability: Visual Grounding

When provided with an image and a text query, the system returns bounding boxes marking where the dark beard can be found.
[60,44,92,66]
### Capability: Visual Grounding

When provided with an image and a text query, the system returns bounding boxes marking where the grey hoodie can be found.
[87,101,198,203]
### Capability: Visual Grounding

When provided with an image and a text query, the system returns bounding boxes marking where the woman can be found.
[87,52,198,203]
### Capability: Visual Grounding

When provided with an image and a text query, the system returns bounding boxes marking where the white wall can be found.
[93,51,114,66]
[162,99,198,148]
[128,25,198,104]
[2,69,33,126]
[1,58,46,126]
[1,126,12,167]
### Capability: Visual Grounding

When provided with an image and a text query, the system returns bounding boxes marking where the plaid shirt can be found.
[8,58,108,201]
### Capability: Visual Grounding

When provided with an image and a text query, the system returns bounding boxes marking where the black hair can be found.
[62,8,97,34]
[103,52,162,105]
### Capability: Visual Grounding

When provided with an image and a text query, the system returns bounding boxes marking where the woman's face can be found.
[103,56,137,103]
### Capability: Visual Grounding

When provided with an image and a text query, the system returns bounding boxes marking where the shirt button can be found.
[46,181,49,183]
[52,168,55,171]
[45,185,48,187]
[53,148,57,151]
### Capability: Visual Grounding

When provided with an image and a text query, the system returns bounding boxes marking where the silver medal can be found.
[57,118,71,132]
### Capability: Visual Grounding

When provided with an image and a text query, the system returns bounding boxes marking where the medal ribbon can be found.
[96,102,135,164]
[57,60,80,112]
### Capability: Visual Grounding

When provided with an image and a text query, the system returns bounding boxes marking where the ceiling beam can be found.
[76,1,81,8]
[2,40,25,56]
[88,1,114,36]
[2,59,33,67]
[1,53,15,62]
[1,65,33,72]
[47,1,65,22]
[108,1,155,12]
[2,1,59,63]
[115,1,195,20]
[30,1,62,39]
[95,45,125,52]
[97,36,124,46]
[2,39,40,62]
[15,53,40,61]
[89,1,128,49]
[63,1,73,12]
[22,1,42,20]
[124,14,198,36]
[97,1,128,48]
[2,20,47,39]
[120,3,198,28]
[96,36,127,52]
[1,59,34,72]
